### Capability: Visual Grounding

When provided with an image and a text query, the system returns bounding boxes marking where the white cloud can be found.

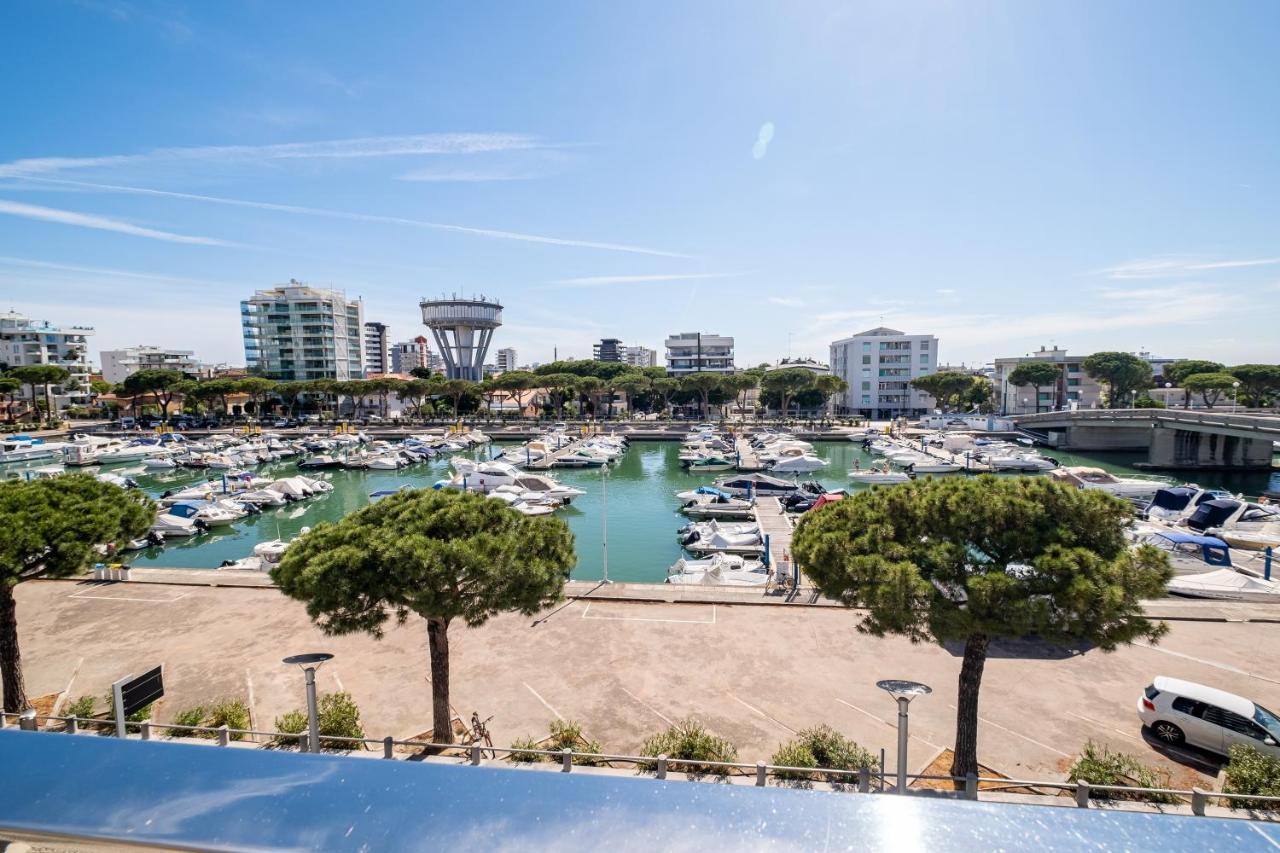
[767,296,804,307]
[0,133,542,179]
[14,178,688,258]
[549,272,736,288]
[396,168,534,183]
[0,256,245,290]
[936,288,956,295]
[1098,256,1280,279]
[0,199,232,246]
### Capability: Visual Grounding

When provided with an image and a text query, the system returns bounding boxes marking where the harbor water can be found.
[47,440,1280,583]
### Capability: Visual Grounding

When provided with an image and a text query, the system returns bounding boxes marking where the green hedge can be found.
[1224,744,1280,810]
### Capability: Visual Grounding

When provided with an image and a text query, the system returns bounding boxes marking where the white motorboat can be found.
[1049,467,1166,498]
[487,490,555,516]
[1168,569,1280,602]
[708,473,811,498]
[769,451,827,474]
[1143,486,1235,522]
[676,520,760,542]
[667,554,769,586]
[149,512,202,537]
[909,460,963,474]
[849,462,910,484]
[1187,498,1280,539]
[143,456,178,470]
[686,455,736,472]
[554,451,606,468]
[0,436,69,465]
[982,452,1058,472]
[682,527,764,555]
[678,488,756,519]
[165,500,240,527]
[364,455,406,470]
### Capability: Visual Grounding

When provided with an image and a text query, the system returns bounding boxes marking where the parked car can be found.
[118,416,136,430]
[1138,676,1280,758]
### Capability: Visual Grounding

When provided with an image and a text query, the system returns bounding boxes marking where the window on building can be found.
[862,355,871,364]
[920,340,930,349]
[919,354,929,364]
[861,381,870,390]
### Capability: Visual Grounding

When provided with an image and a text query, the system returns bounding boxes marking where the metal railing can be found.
[5,710,1280,818]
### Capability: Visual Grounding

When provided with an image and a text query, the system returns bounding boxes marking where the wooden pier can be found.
[733,437,768,471]
[754,497,799,586]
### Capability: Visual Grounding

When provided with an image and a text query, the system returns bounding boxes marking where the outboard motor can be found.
[146,531,165,547]
[681,531,701,546]
[194,519,209,532]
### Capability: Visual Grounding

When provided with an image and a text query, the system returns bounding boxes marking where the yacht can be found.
[666,553,770,586]
[980,451,1058,472]
[1144,486,1235,523]
[676,520,760,542]
[908,459,963,474]
[681,527,765,555]
[0,436,69,464]
[554,451,606,468]
[487,490,555,516]
[164,500,242,527]
[708,473,812,498]
[1187,498,1280,540]
[677,487,756,519]
[1048,466,1165,498]
[1167,570,1280,602]
[769,451,827,474]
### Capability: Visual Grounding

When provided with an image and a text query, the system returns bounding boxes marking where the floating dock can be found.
[754,497,799,586]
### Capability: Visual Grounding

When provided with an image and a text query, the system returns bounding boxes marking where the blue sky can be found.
[1,0,1277,369]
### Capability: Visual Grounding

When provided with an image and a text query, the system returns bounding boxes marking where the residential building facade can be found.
[391,336,434,374]
[363,322,390,375]
[100,346,200,385]
[593,338,623,362]
[664,332,735,376]
[495,347,518,373]
[623,346,657,368]
[0,310,94,413]
[241,281,364,381]
[993,346,1103,414]
[829,327,938,418]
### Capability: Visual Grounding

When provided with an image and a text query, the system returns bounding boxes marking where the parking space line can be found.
[730,694,797,735]
[523,682,564,720]
[580,602,717,625]
[620,687,673,726]
[949,704,1070,758]
[1065,710,1141,743]
[331,669,346,693]
[837,698,943,748]
[1133,641,1280,686]
[52,656,85,717]
[67,591,191,603]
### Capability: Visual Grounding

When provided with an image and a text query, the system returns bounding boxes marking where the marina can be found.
[4,428,1276,585]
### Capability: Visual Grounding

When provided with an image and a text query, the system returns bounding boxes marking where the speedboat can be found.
[1187,498,1280,538]
[981,451,1057,472]
[769,453,827,474]
[909,460,963,474]
[678,487,756,519]
[1049,467,1166,498]
[149,512,202,538]
[0,436,69,465]
[687,455,735,472]
[849,462,910,484]
[1131,529,1238,576]
[1168,570,1280,602]
[298,454,344,469]
[681,527,764,555]
[165,500,240,527]
[487,490,555,516]
[710,473,809,498]
[554,451,606,468]
[667,554,769,586]
[1144,486,1235,523]
[676,520,760,542]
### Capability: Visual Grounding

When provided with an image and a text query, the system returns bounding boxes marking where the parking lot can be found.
[14,579,1279,784]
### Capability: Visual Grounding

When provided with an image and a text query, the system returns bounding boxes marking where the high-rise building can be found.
[495,347,518,372]
[829,327,938,418]
[363,322,390,375]
[623,346,657,368]
[101,346,200,384]
[664,332,735,376]
[993,346,1104,414]
[0,310,94,414]
[240,281,364,381]
[391,336,434,374]
[593,338,623,362]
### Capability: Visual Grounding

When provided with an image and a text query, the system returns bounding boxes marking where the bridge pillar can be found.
[1063,425,1150,451]
[1149,427,1275,470]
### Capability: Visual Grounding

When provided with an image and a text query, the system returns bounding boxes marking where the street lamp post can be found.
[1164,381,1172,408]
[600,465,611,584]
[876,679,932,793]
[1232,381,1241,414]
[283,652,333,753]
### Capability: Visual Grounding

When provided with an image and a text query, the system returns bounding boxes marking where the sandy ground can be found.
[13,579,1279,786]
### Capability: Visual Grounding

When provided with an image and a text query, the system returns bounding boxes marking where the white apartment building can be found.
[664,332,735,376]
[993,346,1103,414]
[363,322,390,375]
[495,347,518,373]
[100,346,201,385]
[623,346,657,368]
[829,327,938,418]
[240,281,364,381]
[0,310,94,413]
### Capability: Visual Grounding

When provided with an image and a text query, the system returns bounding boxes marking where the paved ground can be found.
[14,579,1279,786]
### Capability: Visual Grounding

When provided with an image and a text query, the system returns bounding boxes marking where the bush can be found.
[1067,741,1180,803]
[1132,396,1166,409]
[204,698,251,741]
[64,696,95,719]
[271,693,364,750]
[509,735,547,763]
[1224,744,1280,810]
[169,705,207,738]
[639,718,738,776]
[771,725,877,783]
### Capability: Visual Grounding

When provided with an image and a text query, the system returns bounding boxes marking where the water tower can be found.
[419,294,503,381]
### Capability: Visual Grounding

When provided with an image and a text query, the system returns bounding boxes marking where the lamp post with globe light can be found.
[877,679,932,793]
[283,653,333,753]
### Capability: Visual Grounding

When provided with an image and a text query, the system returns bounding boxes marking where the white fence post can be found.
[657,754,668,780]
[561,748,572,772]
[217,725,230,747]
[858,767,870,793]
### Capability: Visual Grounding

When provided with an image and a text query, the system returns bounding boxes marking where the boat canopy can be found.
[1148,486,1198,512]
[1151,531,1230,548]
[165,501,208,518]
[1187,499,1241,531]
[694,486,732,499]
[1142,530,1232,567]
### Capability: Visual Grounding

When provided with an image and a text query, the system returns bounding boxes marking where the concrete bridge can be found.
[1012,409,1280,470]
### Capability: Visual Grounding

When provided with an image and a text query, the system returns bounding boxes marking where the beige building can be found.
[992,346,1103,414]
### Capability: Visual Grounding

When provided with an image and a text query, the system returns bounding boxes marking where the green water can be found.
[62,440,1280,583]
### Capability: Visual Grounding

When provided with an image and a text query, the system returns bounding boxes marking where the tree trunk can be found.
[426,616,453,745]
[949,633,989,779]
[1,581,28,713]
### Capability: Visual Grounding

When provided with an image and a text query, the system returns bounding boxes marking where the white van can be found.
[1138,676,1280,758]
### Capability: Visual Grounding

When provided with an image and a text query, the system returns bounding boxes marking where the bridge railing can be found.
[1013,409,1280,435]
